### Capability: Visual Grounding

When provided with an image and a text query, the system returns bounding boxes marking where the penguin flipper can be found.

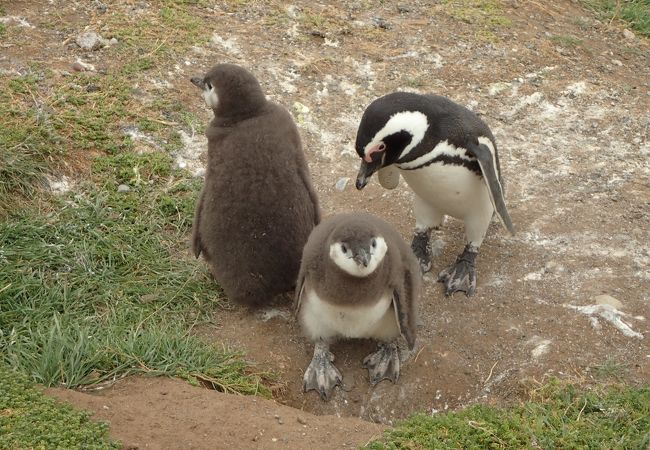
[392,270,417,350]
[297,167,322,225]
[293,270,306,318]
[467,142,515,235]
[191,191,205,258]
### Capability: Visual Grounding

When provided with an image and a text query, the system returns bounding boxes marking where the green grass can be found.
[0,152,269,395]
[581,0,650,37]
[366,379,650,449]
[0,365,120,449]
[438,0,513,41]
[0,71,137,213]
[0,0,214,215]
[106,2,207,69]
[593,358,629,381]
[550,34,584,47]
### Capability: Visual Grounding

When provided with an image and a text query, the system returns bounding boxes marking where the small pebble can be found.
[86,84,100,92]
[94,1,108,13]
[594,294,623,309]
[296,416,307,425]
[76,31,105,50]
[623,28,635,40]
[71,59,96,72]
[611,59,623,66]
[372,17,392,29]
[335,177,350,191]
[544,260,563,274]
[117,184,130,193]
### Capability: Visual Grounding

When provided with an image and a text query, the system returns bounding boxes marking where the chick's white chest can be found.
[299,288,399,341]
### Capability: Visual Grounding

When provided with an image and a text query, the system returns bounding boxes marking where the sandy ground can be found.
[4,0,649,448]
[48,377,384,449]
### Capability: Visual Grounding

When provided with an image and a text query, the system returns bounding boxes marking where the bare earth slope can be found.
[48,377,384,449]
[5,0,649,448]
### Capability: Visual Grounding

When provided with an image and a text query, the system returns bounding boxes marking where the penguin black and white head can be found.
[189,64,321,306]
[354,92,515,297]
[295,212,420,400]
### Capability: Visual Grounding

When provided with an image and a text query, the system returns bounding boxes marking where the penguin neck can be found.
[322,262,389,307]
[214,88,267,122]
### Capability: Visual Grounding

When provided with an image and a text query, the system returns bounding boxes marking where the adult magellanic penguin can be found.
[295,212,420,400]
[355,92,514,297]
[190,63,321,305]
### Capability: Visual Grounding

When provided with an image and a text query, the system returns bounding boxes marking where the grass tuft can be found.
[581,0,650,37]
[0,365,120,449]
[550,34,584,47]
[366,379,650,449]
[439,0,512,41]
[0,71,138,213]
[592,358,629,381]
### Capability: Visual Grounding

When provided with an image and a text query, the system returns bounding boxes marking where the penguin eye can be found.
[378,143,386,151]
[340,244,348,254]
[371,238,377,249]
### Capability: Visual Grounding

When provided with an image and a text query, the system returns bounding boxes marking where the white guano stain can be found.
[47,176,73,195]
[211,34,242,57]
[565,303,644,339]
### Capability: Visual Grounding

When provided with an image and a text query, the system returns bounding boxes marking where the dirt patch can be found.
[3,0,649,445]
[47,377,384,449]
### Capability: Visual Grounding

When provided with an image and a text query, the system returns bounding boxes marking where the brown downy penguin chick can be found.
[294,212,420,400]
[190,63,321,306]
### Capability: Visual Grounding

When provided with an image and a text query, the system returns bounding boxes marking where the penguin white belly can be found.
[399,163,492,220]
[300,289,399,341]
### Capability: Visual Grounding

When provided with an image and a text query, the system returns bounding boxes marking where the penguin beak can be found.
[190,77,205,89]
[355,155,383,190]
[353,249,370,268]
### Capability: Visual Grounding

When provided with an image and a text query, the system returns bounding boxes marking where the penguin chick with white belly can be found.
[190,64,321,305]
[295,212,420,400]
[355,92,515,297]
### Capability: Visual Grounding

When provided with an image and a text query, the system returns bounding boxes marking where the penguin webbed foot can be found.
[363,341,400,385]
[411,230,432,274]
[438,245,478,297]
[303,342,342,401]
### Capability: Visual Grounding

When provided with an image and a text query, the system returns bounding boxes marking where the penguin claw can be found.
[303,350,343,401]
[411,231,432,274]
[363,342,400,386]
[438,247,478,297]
